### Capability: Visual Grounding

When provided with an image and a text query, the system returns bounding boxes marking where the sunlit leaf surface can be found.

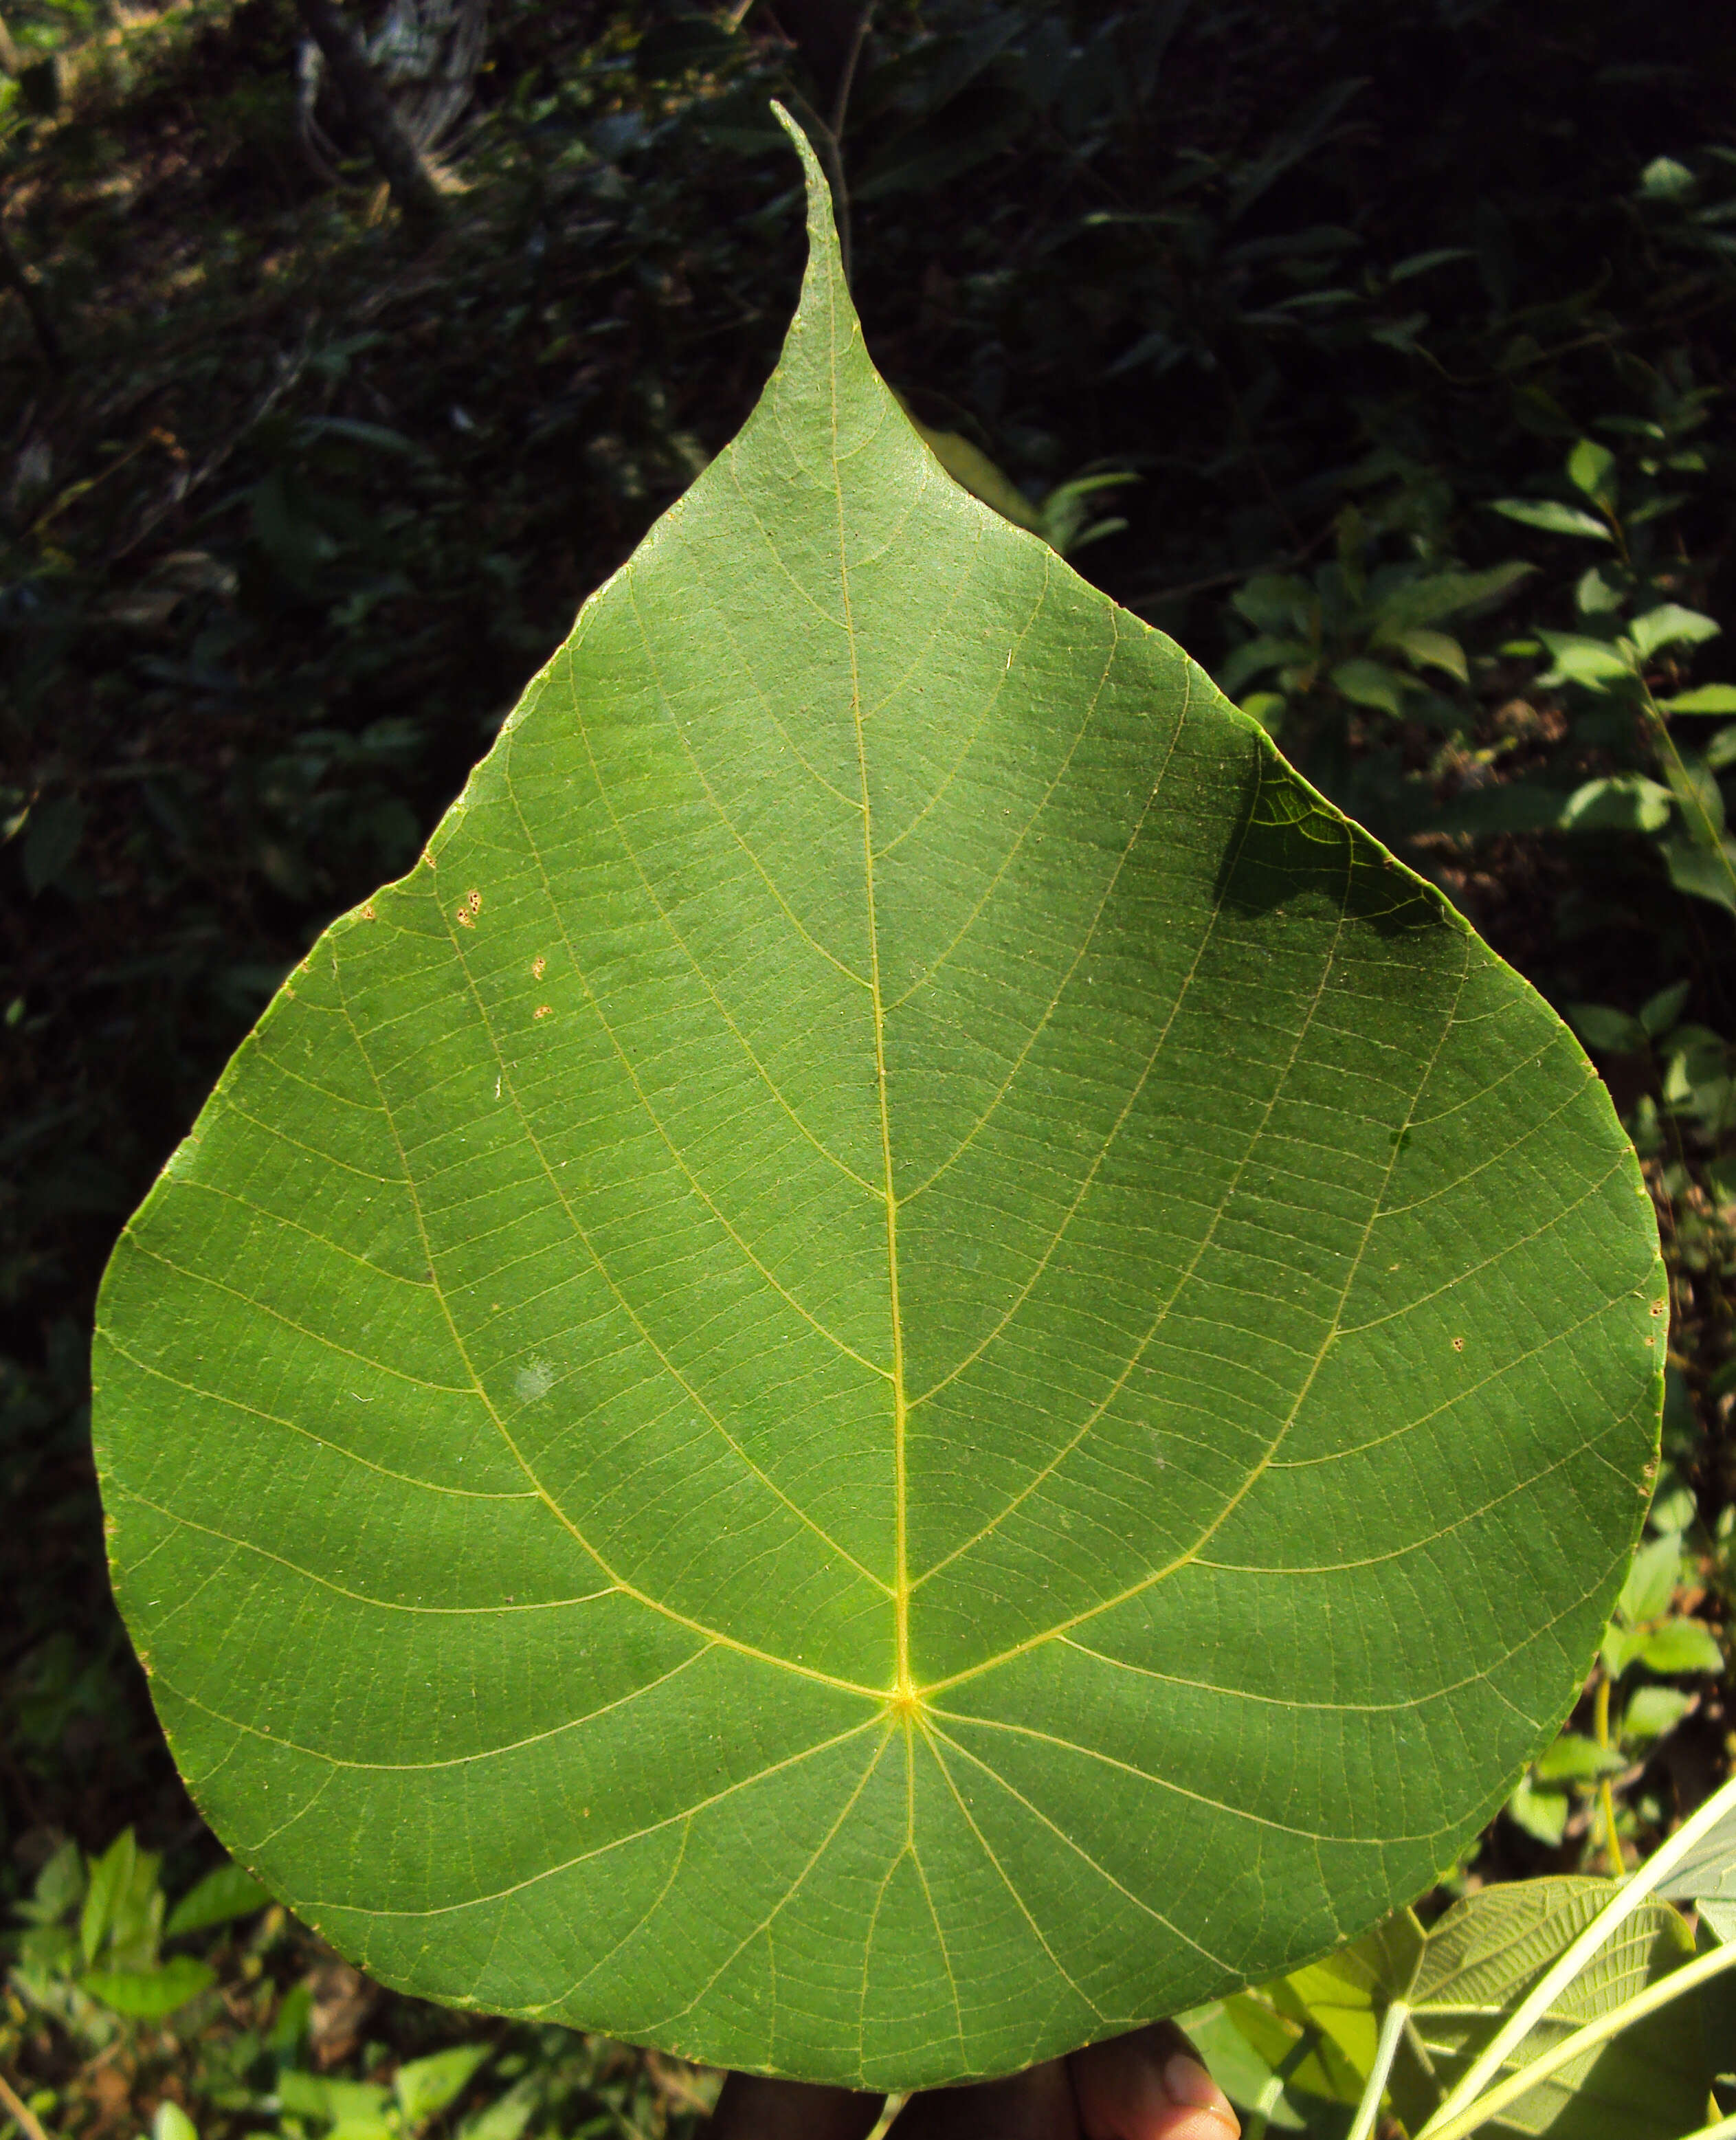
[94,115,1664,2088]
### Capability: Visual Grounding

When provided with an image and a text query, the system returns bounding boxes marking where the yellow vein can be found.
[173,1177,436,1288]
[901,1713,968,2069]
[871,543,1049,862]
[98,1332,534,1501]
[114,1485,616,1621]
[121,1238,476,1396]
[899,661,1192,1210]
[651,1726,894,2029]
[926,1719,1231,1969]
[153,1641,708,1772]
[858,506,983,729]
[917,915,1473,1695]
[907,724,1262,1418]
[824,269,916,1702]
[543,1815,696,2009]
[620,580,870,992]
[912,805,1367,1574]
[570,691,881,1199]
[433,827,895,1584]
[920,1723,1107,2022]
[927,1710,1396,1844]
[883,603,1122,1015]
[331,954,889,1699]
[308,1717,887,1918]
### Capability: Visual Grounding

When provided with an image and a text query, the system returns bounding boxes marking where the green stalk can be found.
[1243,2027,1319,2140]
[1419,1941,1736,2140]
[1416,1772,1736,2137]
[1346,2001,1410,2140]
[1593,1671,1621,1877]
[1677,2115,1736,2140]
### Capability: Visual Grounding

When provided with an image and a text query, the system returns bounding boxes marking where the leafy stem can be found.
[1415,1771,1736,2138]
[1417,1939,1736,2140]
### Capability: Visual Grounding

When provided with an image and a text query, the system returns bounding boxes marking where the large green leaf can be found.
[93,115,1663,2089]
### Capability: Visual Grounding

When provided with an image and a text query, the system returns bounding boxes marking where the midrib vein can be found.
[827,283,911,1702]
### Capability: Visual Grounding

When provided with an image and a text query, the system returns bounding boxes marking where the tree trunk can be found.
[287,0,445,236]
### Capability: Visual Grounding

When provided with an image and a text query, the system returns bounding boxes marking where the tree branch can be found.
[288,0,445,236]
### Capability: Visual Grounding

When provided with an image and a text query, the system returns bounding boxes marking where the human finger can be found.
[704,2073,886,2140]
[1070,2021,1239,2140]
[892,2056,1081,2140]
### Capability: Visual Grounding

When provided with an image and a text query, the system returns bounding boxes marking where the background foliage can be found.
[1,0,1733,2132]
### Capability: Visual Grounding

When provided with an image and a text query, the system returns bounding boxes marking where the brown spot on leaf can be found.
[1451,1336,1465,1352]
[533,955,546,979]
[534,1005,552,1019]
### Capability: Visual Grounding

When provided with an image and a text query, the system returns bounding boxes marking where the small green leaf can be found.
[1602,1623,1646,1678]
[1558,775,1673,832]
[1639,157,1697,201]
[1576,566,1627,618]
[395,2047,492,2126]
[80,1957,217,2019]
[1637,1620,1725,1675]
[280,2077,394,2140]
[458,2080,542,2140]
[18,1839,85,1928]
[1662,836,1736,916]
[1508,1773,1571,1847]
[164,1861,270,1939]
[1533,1732,1626,1783]
[1218,634,1312,694]
[1565,1004,1647,1054]
[1632,605,1722,660]
[1387,627,1469,682]
[80,1830,137,1968]
[1638,982,1691,1038]
[1621,1686,1692,1741]
[1537,630,1640,691]
[1658,684,1736,714]
[155,2104,199,2140]
[1620,1533,1684,1625]
[1704,724,1736,771]
[1567,438,1618,511]
[1489,499,1613,539]
[1330,656,1416,714]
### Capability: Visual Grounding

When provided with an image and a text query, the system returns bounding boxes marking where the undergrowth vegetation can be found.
[2,0,1733,2134]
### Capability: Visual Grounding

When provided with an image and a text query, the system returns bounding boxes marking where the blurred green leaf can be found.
[395,2047,492,2126]
[1637,1620,1724,1675]
[1632,605,1722,660]
[1489,500,1612,539]
[80,1956,216,2018]
[1622,1686,1693,1741]
[164,1862,270,1939]
[1660,685,1736,713]
[1566,438,1618,511]
[1533,1732,1625,1783]
[1566,1005,1647,1054]
[1558,775,1672,832]
[1620,1533,1684,1625]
